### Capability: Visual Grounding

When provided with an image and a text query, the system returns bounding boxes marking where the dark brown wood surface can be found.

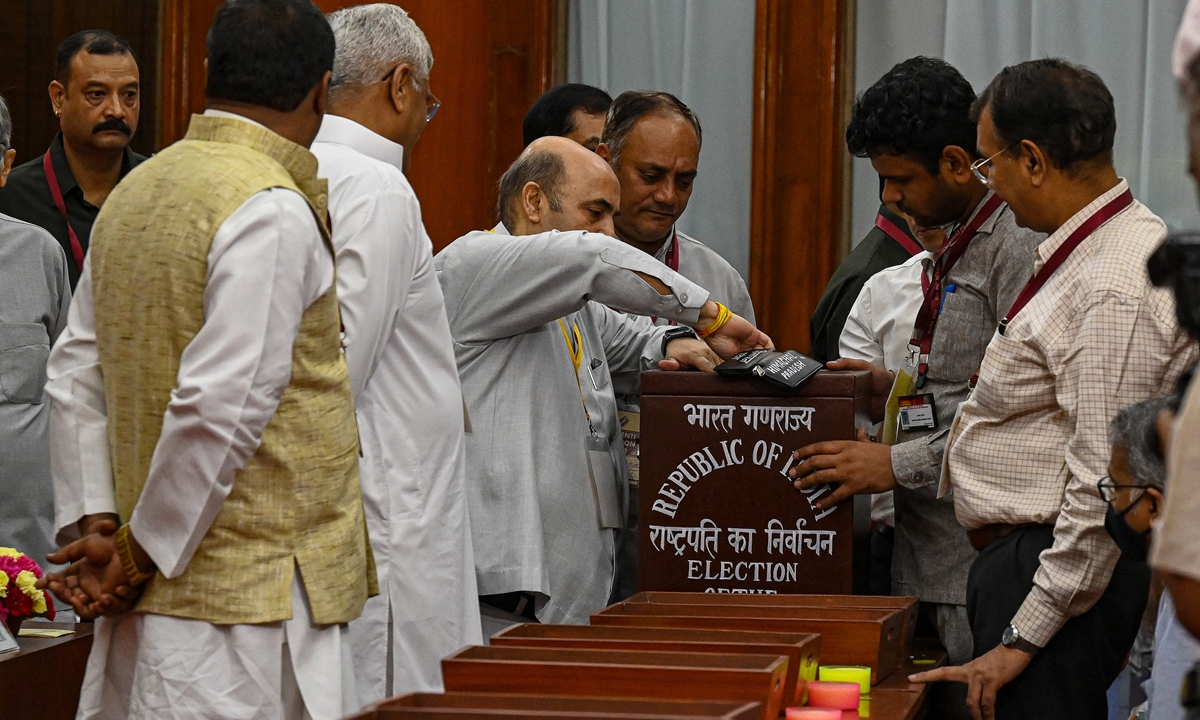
[639,370,872,597]
[441,646,788,720]
[0,0,159,163]
[158,0,560,253]
[352,693,762,720]
[0,622,94,720]
[490,623,820,707]
[623,592,919,674]
[591,604,902,683]
[749,0,853,353]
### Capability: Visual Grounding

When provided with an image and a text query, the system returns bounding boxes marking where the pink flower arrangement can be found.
[0,547,55,628]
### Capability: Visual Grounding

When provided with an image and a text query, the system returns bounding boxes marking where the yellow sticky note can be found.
[18,628,74,638]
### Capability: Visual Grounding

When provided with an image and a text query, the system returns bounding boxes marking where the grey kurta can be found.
[889,198,1042,605]
[435,225,709,624]
[0,212,70,561]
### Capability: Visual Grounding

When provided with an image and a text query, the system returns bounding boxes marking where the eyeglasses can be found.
[379,66,441,122]
[1097,475,1156,505]
[969,143,1018,185]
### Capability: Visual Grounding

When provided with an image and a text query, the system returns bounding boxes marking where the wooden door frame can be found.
[749,0,855,353]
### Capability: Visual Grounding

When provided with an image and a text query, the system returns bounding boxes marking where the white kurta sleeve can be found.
[121,189,332,578]
[47,255,116,545]
[438,230,709,345]
[332,188,419,400]
[838,283,885,366]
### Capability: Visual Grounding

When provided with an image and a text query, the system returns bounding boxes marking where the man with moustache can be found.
[788,59,1041,718]
[523,83,612,151]
[595,91,755,598]
[0,30,145,290]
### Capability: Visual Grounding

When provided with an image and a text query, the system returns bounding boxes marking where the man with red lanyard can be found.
[789,57,1041,720]
[906,60,1197,720]
[595,90,756,600]
[0,30,145,290]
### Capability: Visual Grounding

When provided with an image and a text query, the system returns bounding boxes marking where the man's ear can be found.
[390,64,414,116]
[521,181,544,224]
[48,80,66,117]
[313,71,331,117]
[941,145,975,183]
[0,148,15,188]
[595,142,613,165]
[1146,487,1164,525]
[1020,139,1049,188]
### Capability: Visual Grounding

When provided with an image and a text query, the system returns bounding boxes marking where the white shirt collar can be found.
[203,108,271,132]
[313,114,405,173]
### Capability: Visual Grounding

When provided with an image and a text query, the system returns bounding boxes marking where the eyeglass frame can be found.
[379,65,441,122]
[969,142,1019,185]
[1097,475,1157,506]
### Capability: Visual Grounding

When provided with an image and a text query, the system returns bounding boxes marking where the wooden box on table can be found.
[592,603,903,683]
[620,591,919,672]
[489,623,820,706]
[637,371,872,596]
[440,645,788,720]
[347,692,762,720]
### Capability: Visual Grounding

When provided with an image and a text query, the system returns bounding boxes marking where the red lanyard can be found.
[43,152,86,272]
[875,212,924,257]
[651,230,680,325]
[999,188,1133,335]
[908,193,1005,385]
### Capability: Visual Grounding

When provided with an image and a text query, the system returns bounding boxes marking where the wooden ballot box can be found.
[349,693,763,720]
[621,591,919,672]
[638,370,872,595]
[440,645,788,720]
[592,603,904,683]
[490,623,821,707]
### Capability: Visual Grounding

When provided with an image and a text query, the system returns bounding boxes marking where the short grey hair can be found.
[496,150,565,230]
[600,90,702,169]
[0,95,12,154]
[1108,397,1170,490]
[326,3,433,98]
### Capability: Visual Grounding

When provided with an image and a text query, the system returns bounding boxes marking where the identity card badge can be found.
[586,437,623,529]
[882,368,916,445]
[897,393,938,431]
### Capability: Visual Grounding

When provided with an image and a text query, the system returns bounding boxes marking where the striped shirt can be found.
[943,179,1196,647]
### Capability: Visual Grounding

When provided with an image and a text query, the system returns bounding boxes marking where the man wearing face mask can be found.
[1101,397,1199,720]
[0,30,145,290]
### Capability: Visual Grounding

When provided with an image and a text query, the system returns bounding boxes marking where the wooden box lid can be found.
[440,646,788,720]
[640,369,870,399]
[352,692,762,720]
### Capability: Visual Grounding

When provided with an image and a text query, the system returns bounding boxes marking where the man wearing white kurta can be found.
[436,137,771,634]
[40,3,373,718]
[312,5,481,702]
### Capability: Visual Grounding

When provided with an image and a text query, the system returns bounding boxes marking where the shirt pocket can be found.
[0,323,51,404]
[927,291,989,383]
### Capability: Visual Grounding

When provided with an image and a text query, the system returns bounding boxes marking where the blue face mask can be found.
[1104,496,1150,564]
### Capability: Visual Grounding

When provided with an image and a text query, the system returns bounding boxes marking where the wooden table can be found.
[0,621,93,720]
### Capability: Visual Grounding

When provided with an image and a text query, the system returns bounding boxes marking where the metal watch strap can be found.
[661,325,699,355]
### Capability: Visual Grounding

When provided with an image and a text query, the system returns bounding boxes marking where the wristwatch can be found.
[661,325,699,355]
[1001,623,1041,656]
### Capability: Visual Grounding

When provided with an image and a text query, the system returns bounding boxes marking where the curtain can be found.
[851,0,1198,246]
[568,0,757,278]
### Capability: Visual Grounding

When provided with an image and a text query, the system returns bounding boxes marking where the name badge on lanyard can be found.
[898,393,938,431]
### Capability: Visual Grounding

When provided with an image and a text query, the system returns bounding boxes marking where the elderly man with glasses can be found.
[0,93,73,569]
[309,4,478,704]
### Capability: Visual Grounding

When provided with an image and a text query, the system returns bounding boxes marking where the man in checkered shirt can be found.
[911,59,1196,720]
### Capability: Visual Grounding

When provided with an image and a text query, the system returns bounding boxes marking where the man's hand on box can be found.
[703,313,772,359]
[789,428,898,510]
[660,337,722,372]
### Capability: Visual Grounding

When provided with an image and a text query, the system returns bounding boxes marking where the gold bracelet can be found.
[696,302,732,338]
[114,524,155,586]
